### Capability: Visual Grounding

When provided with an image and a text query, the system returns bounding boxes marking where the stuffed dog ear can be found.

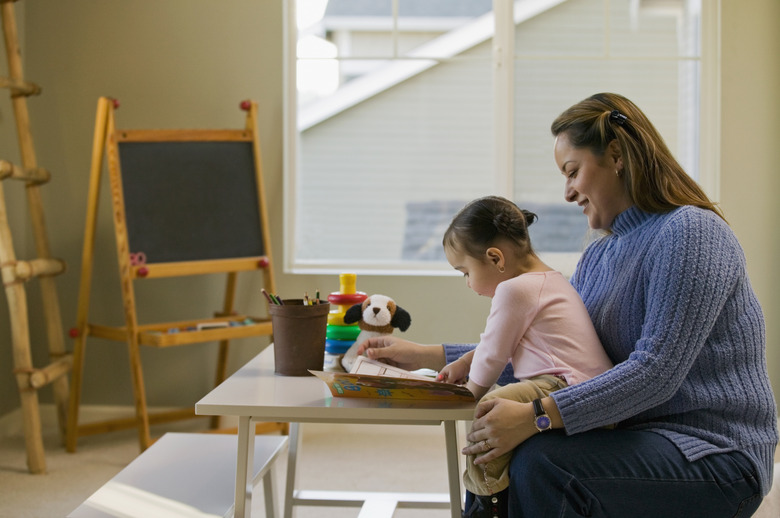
[390,306,411,332]
[343,303,363,324]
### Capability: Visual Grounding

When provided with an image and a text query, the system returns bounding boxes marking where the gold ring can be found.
[482,439,491,452]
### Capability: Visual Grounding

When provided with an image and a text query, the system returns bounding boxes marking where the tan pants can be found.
[464,374,568,496]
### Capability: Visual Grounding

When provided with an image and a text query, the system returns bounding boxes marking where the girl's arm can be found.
[436,350,492,400]
[437,350,474,384]
[443,344,515,386]
[465,379,491,401]
[359,336,447,371]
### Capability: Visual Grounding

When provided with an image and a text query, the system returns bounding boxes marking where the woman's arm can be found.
[464,209,747,456]
[556,208,744,432]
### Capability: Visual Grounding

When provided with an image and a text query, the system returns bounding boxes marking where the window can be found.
[284,0,718,275]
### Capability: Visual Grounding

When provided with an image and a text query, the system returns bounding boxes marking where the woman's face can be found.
[554,132,632,230]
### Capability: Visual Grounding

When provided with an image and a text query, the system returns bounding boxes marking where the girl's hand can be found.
[461,398,537,464]
[437,358,469,384]
[356,336,447,371]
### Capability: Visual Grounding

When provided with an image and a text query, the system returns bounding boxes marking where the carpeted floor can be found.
[0,412,458,518]
[2,409,778,518]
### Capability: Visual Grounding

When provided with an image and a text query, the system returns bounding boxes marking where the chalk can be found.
[197,322,229,331]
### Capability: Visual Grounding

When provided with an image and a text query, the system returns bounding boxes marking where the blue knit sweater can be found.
[445,206,778,494]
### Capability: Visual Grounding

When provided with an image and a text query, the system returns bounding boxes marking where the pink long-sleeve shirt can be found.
[468,271,612,389]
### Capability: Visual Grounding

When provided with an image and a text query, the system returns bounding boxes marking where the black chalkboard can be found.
[117,140,265,264]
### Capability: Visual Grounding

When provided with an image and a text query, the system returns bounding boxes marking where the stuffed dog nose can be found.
[373,307,380,315]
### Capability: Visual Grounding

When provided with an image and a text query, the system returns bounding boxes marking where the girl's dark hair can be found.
[550,92,724,221]
[443,196,537,259]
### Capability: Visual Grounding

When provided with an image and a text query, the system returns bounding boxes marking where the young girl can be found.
[437,195,612,518]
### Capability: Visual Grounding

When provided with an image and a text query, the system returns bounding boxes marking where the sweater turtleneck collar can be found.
[609,205,654,236]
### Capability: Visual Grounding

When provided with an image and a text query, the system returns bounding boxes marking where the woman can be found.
[359,93,778,517]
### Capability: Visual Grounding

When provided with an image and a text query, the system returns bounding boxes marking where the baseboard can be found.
[0,404,225,439]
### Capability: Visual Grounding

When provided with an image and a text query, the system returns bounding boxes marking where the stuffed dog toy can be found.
[340,294,411,371]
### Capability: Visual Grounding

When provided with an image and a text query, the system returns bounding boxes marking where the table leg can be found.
[262,465,277,518]
[444,420,462,518]
[235,416,255,518]
[283,422,301,518]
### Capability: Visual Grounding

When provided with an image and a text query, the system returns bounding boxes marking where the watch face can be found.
[535,415,551,430]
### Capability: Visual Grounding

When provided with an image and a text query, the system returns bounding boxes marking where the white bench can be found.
[68,432,288,518]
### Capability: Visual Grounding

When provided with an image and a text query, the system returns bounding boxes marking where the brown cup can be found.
[269,299,329,376]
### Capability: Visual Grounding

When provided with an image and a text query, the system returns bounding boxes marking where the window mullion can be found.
[699,0,721,203]
[283,0,298,272]
[494,0,514,197]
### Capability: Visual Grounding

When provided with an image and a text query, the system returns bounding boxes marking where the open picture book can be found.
[310,355,475,402]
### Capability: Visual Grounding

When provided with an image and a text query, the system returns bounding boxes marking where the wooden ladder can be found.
[0,0,71,474]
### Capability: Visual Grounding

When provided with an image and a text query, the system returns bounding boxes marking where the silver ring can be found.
[482,439,491,452]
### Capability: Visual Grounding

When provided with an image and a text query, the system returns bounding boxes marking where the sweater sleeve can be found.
[553,209,745,433]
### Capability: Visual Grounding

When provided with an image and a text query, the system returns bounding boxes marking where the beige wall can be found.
[0,0,777,420]
[720,0,780,398]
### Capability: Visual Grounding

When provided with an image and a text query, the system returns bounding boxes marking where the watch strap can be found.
[532,398,552,432]
[532,398,545,417]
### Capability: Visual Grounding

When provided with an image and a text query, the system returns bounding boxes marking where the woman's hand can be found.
[461,398,538,464]
[356,336,447,371]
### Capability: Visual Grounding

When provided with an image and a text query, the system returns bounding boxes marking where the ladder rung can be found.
[16,354,73,390]
[0,76,41,97]
[0,160,50,184]
[2,258,66,283]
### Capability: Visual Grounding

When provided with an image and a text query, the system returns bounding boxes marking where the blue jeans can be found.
[508,429,762,517]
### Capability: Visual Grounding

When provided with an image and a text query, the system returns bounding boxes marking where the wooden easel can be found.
[0,0,72,474]
[66,97,286,453]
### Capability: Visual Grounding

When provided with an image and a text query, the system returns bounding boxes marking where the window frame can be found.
[282,0,721,277]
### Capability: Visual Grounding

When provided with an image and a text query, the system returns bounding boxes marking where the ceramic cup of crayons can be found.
[264,289,330,376]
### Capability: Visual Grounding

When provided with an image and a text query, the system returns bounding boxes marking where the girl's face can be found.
[554,133,632,230]
[444,245,503,298]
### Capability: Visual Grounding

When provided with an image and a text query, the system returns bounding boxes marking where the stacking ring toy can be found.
[326,324,361,341]
[325,339,354,354]
[327,311,347,326]
[327,292,367,305]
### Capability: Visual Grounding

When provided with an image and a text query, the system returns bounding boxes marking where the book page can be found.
[349,355,432,381]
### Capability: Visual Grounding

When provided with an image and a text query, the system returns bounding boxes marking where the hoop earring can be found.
[498,265,505,273]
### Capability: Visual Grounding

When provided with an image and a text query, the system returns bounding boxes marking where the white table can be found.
[195,346,476,518]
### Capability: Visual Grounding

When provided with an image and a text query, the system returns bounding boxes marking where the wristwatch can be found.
[532,398,552,432]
